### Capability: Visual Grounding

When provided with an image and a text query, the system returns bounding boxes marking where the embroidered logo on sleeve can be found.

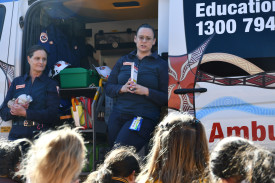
[16,84,25,89]
[123,62,133,66]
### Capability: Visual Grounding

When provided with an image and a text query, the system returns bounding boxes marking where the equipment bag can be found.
[71,97,85,127]
[79,97,93,129]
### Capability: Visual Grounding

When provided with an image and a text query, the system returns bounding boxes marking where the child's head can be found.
[85,146,140,183]
[210,137,253,183]
[0,139,29,179]
[210,137,275,183]
[17,127,86,183]
[244,146,275,183]
[138,112,209,183]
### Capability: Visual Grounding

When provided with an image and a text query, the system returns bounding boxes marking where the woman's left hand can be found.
[130,83,149,96]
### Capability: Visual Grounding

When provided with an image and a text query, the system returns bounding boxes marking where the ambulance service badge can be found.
[40,32,48,43]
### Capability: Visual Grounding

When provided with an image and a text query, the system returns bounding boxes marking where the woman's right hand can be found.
[10,104,27,117]
[119,80,135,94]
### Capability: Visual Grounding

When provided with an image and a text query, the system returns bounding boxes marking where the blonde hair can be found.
[137,112,209,183]
[17,126,86,183]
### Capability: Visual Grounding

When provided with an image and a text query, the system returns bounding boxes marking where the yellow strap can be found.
[99,78,103,87]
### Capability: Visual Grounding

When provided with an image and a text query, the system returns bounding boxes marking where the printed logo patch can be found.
[16,84,25,89]
[123,62,133,66]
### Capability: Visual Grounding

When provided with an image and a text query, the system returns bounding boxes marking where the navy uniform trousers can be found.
[108,109,155,152]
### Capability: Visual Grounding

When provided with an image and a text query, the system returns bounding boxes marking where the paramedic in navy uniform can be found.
[0,45,59,140]
[105,24,168,151]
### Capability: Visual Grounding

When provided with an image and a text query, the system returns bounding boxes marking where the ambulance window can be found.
[0,5,5,40]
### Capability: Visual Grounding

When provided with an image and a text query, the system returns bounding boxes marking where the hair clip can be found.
[159,123,171,130]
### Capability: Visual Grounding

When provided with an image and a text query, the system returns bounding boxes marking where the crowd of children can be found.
[0,112,274,183]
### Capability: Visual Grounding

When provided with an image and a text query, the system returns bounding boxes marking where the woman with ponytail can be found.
[137,111,209,183]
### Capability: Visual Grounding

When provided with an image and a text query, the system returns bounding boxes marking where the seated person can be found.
[105,24,168,151]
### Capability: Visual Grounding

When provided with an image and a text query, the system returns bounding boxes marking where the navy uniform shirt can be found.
[0,73,59,138]
[105,50,168,121]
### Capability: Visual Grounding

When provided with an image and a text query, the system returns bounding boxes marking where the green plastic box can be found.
[60,68,99,88]
[89,70,100,87]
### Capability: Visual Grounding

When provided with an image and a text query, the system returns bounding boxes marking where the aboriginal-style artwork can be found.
[168,36,213,112]
[196,96,275,119]
[168,34,275,113]
[201,53,264,75]
[197,53,275,88]
[0,60,15,88]
[196,71,275,88]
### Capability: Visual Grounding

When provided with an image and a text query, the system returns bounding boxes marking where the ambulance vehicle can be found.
[1,0,274,151]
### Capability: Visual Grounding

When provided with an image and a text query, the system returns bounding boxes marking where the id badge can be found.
[129,116,143,131]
